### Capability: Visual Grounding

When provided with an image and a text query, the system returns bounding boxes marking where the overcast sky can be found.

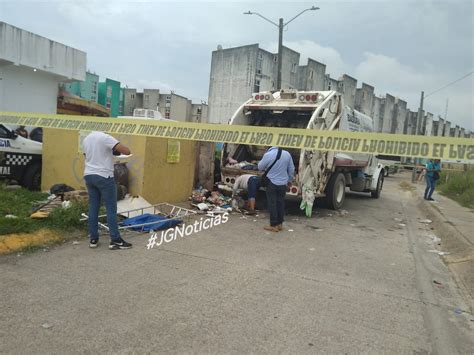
[1,0,473,130]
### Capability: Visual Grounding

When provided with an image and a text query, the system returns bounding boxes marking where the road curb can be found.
[415,194,474,313]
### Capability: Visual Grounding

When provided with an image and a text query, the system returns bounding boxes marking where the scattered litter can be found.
[288,229,294,232]
[419,219,433,224]
[394,218,403,222]
[253,219,257,222]
[327,214,333,217]
[41,323,53,329]
[309,248,315,251]
[454,308,463,315]
[398,223,406,227]
[196,203,209,211]
[117,195,153,218]
[239,215,248,220]
[429,235,441,244]
[5,184,21,190]
[61,200,72,209]
[292,218,299,221]
[433,280,444,288]
[437,251,450,256]
[350,223,355,226]
[4,214,17,219]
[337,210,349,216]
[72,241,81,245]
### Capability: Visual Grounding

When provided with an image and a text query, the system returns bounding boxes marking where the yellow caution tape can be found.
[1,111,473,162]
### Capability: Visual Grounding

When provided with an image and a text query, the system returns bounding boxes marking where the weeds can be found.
[437,168,474,209]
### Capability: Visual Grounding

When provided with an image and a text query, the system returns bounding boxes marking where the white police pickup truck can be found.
[0,124,42,190]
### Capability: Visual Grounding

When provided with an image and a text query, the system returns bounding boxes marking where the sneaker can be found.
[427,197,435,201]
[109,238,132,250]
[264,225,279,232]
[89,239,99,248]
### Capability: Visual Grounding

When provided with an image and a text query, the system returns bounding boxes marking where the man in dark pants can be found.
[82,131,132,250]
[258,147,295,232]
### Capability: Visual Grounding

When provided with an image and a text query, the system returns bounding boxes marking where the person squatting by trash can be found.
[82,131,132,250]
[232,174,261,214]
[424,159,441,201]
[258,146,295,233]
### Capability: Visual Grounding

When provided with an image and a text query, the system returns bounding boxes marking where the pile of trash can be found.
[189,186,233,213]
[225,157,258,170]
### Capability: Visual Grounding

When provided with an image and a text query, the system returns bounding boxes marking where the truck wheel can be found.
[371,174,383,199]
[325,172,346,210]
[22,163,41,190]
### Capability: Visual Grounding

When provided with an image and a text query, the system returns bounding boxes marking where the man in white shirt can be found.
[82,131,132,249]
[233,174,261,213]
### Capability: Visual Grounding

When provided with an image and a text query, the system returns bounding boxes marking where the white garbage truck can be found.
[220,90,385,213]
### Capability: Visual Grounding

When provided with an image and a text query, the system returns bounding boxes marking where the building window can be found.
[273,55,278,62]
[309,69,314,79]
[166,95,171,101]
[291,63,298,73]
[131,94,135,99]
[258,52,263,60]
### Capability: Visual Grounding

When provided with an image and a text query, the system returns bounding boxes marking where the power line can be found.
[425,70,473,99]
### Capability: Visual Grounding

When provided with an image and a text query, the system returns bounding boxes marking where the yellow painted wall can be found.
[42,128,85,191]
[41,129,196,203]
[142,138,197,204]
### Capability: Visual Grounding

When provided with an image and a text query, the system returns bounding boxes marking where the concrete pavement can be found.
[1,173,473,353]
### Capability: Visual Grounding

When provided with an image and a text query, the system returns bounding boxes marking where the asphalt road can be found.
[1,173,473,354]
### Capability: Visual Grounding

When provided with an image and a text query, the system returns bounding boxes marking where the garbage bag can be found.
[120,213,181,232]
[114,163,129,188]
[50,183,75,195]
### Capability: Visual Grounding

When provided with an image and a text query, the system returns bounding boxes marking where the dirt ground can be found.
[1,172,473,353]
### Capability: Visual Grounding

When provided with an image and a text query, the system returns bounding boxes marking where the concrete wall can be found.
[0,64,60,114]
[169,94,191,122]
[143,89,160,111]
[436,117,445,136]
[443,121,451,137]
[392,98,407,134]
[42,129,196,203]
[256,48,276,92]
[341,74,357,108]
[424,112,434,136]
[405,110,417,135]
[191,103,208,123]
[0,22,86,81]
[355,83,374,116]
[298,59,326,91]
[208,44,258,124]
[122,88,137,116]
[280,46,300,90]
[381,94,395,133]
[141,139,197,204]
[372,96,383,132]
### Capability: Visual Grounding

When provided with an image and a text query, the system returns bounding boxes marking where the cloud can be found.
[264,40,347,78]
[354,52,473,130]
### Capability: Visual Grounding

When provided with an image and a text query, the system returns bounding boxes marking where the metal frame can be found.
[81,203,197,233]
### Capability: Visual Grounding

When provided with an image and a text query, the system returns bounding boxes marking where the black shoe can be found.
[427,197,435,201]
[89,239,99,248]
[109,238,132,250]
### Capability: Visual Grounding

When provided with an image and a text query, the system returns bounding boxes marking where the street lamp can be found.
[244,6,320,90]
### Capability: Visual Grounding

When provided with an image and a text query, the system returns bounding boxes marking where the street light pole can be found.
[244,6,319,90]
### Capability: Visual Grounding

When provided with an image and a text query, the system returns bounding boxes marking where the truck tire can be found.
[371,174,383,199]
[22,163,41,190]
[325,172,346,210]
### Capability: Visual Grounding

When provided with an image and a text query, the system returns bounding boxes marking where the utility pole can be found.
[244,6,319,90]
[277,18,284,90]
[412,91,424,182]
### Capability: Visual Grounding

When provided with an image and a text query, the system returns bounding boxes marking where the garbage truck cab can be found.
[220,90,384,211]
[0,124,42,189]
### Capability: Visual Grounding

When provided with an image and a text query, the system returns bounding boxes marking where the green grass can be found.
[0,184,89,235]
[437,168,474,209]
